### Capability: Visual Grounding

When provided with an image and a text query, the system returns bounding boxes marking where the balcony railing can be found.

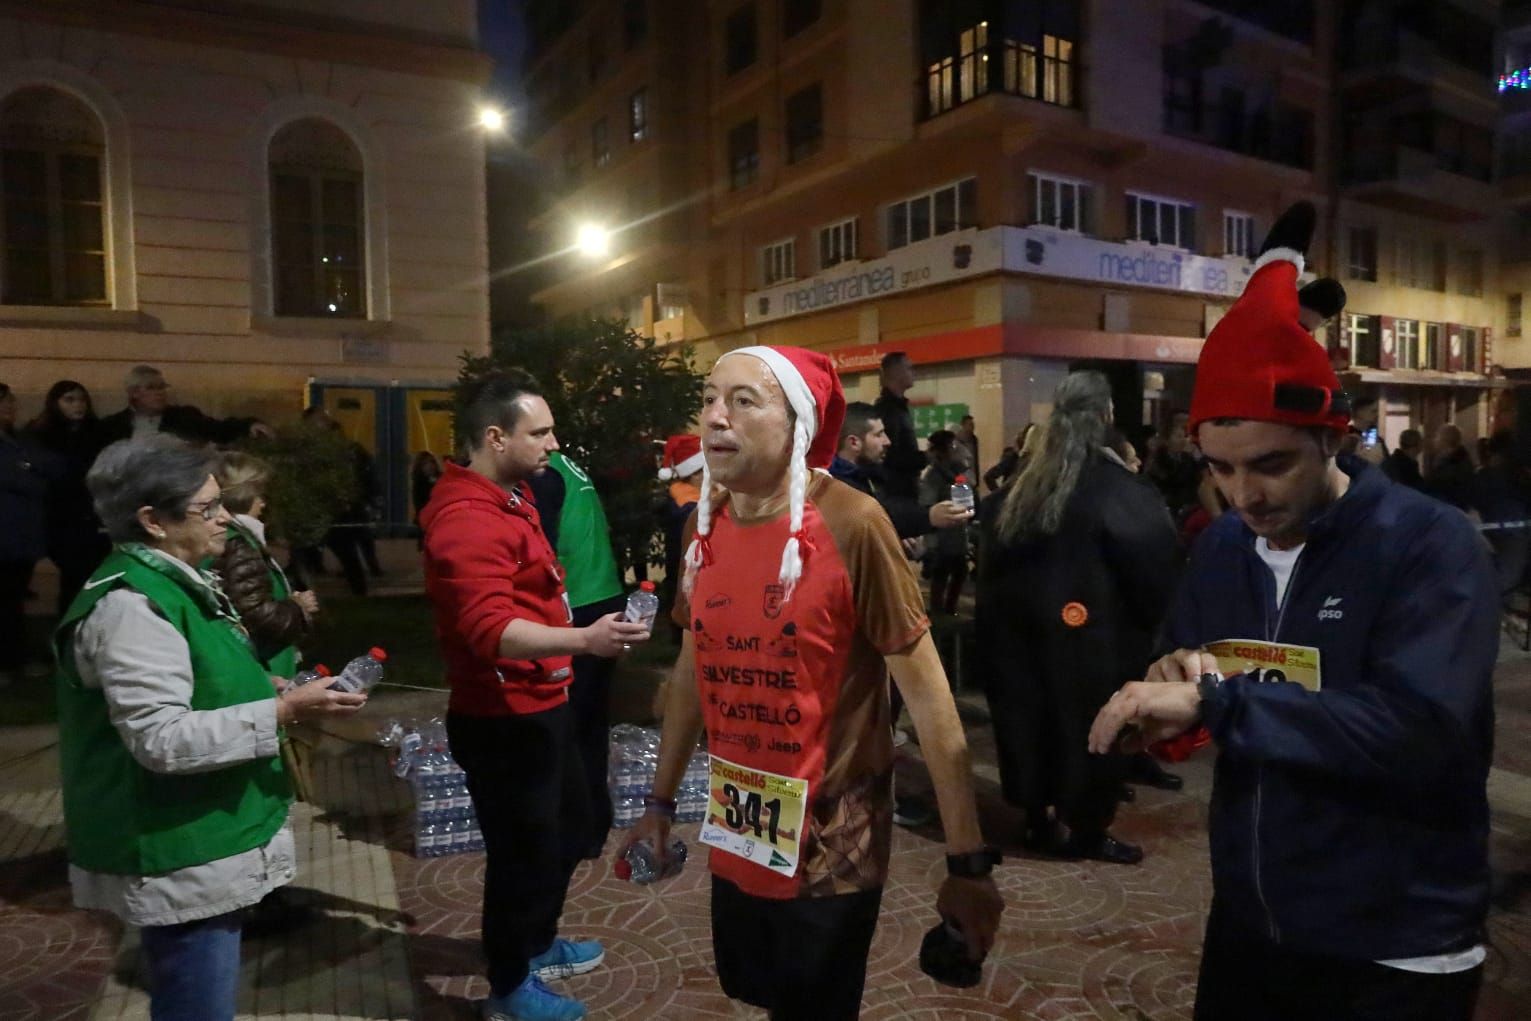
[922,35,1077,120]
[1162,99,1314,170]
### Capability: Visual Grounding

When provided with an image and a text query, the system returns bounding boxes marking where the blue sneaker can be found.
[528,937,606,980]
[482,975,585,1021]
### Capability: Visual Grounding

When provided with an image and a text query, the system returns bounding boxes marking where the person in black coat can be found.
[0,383,60,684]
[98,364,271,446]
[872,351,925,499]
[24,380,111,615]
[976,371,1181,864]
[1380,428,1425,490]
[1427,423,1476,510]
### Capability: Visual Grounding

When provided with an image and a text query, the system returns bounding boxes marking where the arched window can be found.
[269,118,366,318]
[0,86,107,305]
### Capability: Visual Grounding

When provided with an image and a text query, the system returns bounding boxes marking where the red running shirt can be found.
[676,473,928,899]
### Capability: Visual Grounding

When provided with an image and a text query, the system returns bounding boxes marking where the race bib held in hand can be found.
[1204,638,1322,692]
[699,754,809,878]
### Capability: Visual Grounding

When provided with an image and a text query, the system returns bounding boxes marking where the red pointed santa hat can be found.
[658,434,704,481]
[1190,202,1351,436]
[684,345,845,602]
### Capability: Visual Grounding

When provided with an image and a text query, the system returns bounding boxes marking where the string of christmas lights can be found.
[1499,68,1531,91]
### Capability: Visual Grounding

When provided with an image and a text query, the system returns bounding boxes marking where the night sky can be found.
[478,0,525,107]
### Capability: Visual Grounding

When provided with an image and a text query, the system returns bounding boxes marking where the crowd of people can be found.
[39,204,1511,1021]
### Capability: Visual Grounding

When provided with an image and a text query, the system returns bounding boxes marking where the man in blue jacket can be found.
[1089,203,1497,1021]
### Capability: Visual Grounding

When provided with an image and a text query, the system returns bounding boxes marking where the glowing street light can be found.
[478,106,506,132]
[576,223,610,257]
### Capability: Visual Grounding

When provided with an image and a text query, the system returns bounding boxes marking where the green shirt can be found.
[55,547,291,875]
[548,452,624,609]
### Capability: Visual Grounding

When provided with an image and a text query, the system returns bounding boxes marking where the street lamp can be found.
[478,106,506,133]
[576,223,610,258]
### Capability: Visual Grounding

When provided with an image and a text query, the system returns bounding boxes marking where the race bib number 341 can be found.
[699,755,809,878]
[1204,638,1322,692]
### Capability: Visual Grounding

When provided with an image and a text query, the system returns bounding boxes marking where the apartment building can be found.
[520,0,1511,460]
[0,0,493,525]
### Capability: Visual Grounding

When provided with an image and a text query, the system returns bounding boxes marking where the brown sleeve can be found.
[821,481,929,655]
[217,539,309,649]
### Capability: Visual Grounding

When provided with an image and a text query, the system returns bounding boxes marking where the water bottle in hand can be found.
[624,582,660,635]
[332,647,387,693]
[614,836,687,883]
[291,664,332,687]
[950,475,975,512]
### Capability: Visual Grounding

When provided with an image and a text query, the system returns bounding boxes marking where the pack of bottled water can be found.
[379,717,485,858]
[608,724,710,827]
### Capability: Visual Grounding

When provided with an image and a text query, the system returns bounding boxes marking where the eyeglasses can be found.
[186,497,224,521]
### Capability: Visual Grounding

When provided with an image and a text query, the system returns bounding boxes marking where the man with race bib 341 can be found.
[1087,203,1498,1021]
[621,346,1003,1020]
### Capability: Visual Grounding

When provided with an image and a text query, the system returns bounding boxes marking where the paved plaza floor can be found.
[4,549,1531,1018]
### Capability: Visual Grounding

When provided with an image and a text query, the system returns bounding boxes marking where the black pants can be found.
[711,875,883,1021]
[0,560,35,670]
[447,705,591,994]
[928,554,968,614]
[570,594,625,855]
[323,527,368,595]
[1194,901,1482,1021]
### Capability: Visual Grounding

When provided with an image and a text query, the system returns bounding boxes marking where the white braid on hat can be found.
[682,347,818,603]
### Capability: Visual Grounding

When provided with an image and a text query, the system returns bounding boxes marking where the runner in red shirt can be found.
[621,347,1003,1020]
[421,371,650,1021]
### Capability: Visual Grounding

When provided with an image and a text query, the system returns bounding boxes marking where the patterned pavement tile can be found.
[7,641,1531,1018]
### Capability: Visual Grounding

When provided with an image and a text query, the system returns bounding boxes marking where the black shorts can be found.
[710,874,883,1021]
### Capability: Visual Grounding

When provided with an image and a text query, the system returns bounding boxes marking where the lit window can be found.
[630,88,648,142]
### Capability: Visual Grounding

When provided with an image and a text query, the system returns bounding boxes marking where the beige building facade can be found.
[0,0,493,519]
[522,0,1516,465]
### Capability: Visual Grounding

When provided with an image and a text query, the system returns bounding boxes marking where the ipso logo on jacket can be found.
[1317,596,1344,621]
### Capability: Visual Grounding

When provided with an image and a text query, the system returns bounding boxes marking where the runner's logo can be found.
[763,584,785,620]
[1318,596,1343,621]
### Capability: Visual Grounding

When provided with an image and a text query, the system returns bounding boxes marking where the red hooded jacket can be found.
[420,462,574,716]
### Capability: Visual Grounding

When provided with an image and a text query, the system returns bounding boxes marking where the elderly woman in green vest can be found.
[56,437,366,1021]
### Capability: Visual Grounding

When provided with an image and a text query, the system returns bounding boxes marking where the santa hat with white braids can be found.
[683,345,846,603]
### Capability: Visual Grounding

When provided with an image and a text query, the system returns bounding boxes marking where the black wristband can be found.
[945,846,1002,878]
[642,794,677,819]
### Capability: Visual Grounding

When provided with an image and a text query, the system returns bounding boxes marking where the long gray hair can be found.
[996,371,1112,544]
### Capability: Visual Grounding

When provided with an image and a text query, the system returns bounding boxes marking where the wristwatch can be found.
[946,845,1002,879]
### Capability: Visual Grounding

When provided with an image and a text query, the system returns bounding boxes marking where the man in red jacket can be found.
[421,371,650,1021]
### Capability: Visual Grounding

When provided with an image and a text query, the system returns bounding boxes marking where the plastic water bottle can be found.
[614,836,688,883]
[393,728,423,779]
[332,647,387,693]
[624,582,660,634]
[291,664,332,687]
[950,475,975,511]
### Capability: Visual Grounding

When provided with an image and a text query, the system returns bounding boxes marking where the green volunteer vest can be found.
[55,546,292,876]
[216,520,299,677]
[549,452,624,609]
